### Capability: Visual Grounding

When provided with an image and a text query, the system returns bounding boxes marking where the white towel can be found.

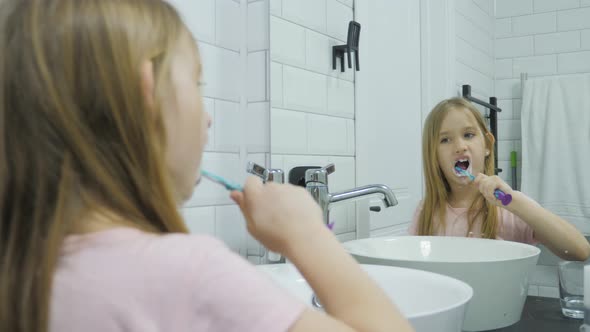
[521,74,590,232]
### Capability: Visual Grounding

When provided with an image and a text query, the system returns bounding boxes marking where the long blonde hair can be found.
[0,1,191,331]
[418,97,499,239]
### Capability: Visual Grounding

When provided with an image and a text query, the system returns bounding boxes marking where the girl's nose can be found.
[455,140,467,153]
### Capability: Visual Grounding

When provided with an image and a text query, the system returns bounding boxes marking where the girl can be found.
[0,1,414,332]
[409,97,590,261]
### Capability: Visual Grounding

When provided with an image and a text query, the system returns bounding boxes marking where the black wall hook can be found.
[332,21,360,72]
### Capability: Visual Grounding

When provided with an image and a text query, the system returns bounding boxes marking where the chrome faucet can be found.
[306,164,397,310]
[305,164,398,225]
[246,161,285,263]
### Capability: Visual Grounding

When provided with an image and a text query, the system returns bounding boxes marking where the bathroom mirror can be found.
[268,0,590,303]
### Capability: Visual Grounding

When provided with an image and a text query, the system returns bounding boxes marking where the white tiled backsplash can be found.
[493,0,590,298]
[169,0,270,263]
[270,0,356,240]
[454,0,495,125]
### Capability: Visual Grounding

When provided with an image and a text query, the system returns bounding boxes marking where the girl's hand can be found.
[229,176,326,255]
[472,173,514,207]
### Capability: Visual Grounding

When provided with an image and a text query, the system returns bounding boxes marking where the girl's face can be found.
[436,107,489,188]
[159,36,211,203]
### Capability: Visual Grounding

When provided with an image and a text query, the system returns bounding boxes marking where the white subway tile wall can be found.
[283,66,328,113]
[271,108,307,154]
[270,17,306,66]
[513,54,557,77]
[199,43,241,101]
[559,50,590,73]
[247,51,268,101]
[327,77,355,118]
[495,36,534,58]
[496,0,533,18]
[496,99,514,119]
[455,0,495,101]
[270,0,281,16]
[512,12,556,36]
[326,0,354,41]
[169,0,271,262]
[213,100,241,152]
[495,59,513,79]
[271,0,356,237]
[216,0,241,51]
[495,18,512,38]
[494,0,590,297]
[307,115,354,155]
[534,31,581,55]
[248,1,269,51]
[580,30,590,48]
[558,7,590,31]
[534,0,580,13]
[246,102,270,152]
[283,0,327,33]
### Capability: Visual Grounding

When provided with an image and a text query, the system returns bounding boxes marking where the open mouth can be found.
[454,159,471,176]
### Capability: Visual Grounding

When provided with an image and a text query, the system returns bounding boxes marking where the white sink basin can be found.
[257,263,473,332]
[342,236,541,331]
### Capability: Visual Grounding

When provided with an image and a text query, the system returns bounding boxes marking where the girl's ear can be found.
[140,60,155,109]
[485,132,495,155]
[485,132,495,145]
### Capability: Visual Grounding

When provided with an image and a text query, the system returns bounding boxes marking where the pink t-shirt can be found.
[408,197,538,244]
[50,227,306,332]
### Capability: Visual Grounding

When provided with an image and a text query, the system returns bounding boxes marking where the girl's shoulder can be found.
[58,227,240,287]
[53,228,305,331]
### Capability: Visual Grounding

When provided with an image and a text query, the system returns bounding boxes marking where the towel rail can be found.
[462,84,502,175]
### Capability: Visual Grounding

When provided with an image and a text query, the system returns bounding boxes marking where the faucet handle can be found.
[305,163,335,185]
[247,161,268,179]
[322,163,335,175]
[246,162,284,184]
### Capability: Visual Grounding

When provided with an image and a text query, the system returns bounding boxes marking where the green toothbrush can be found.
[511,151,517,189]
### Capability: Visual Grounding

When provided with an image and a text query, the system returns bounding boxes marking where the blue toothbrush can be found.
[202,170,337,231]
[454,167,512,206]
[201,170,243,191]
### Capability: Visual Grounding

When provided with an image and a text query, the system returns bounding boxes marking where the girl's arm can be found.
[231,177,415,332]
[507,191,590,261]
[474,174,590,261]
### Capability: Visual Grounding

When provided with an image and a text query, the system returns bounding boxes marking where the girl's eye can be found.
[440,137,449,144]
[464,132,475,139]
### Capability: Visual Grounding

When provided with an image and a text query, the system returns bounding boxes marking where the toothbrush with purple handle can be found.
[454,167,512,206]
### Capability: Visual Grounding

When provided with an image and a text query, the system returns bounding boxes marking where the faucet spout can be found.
[303,164,399,226]
[329,184,398,208]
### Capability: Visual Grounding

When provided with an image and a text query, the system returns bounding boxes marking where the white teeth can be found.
[457,158,468,162]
